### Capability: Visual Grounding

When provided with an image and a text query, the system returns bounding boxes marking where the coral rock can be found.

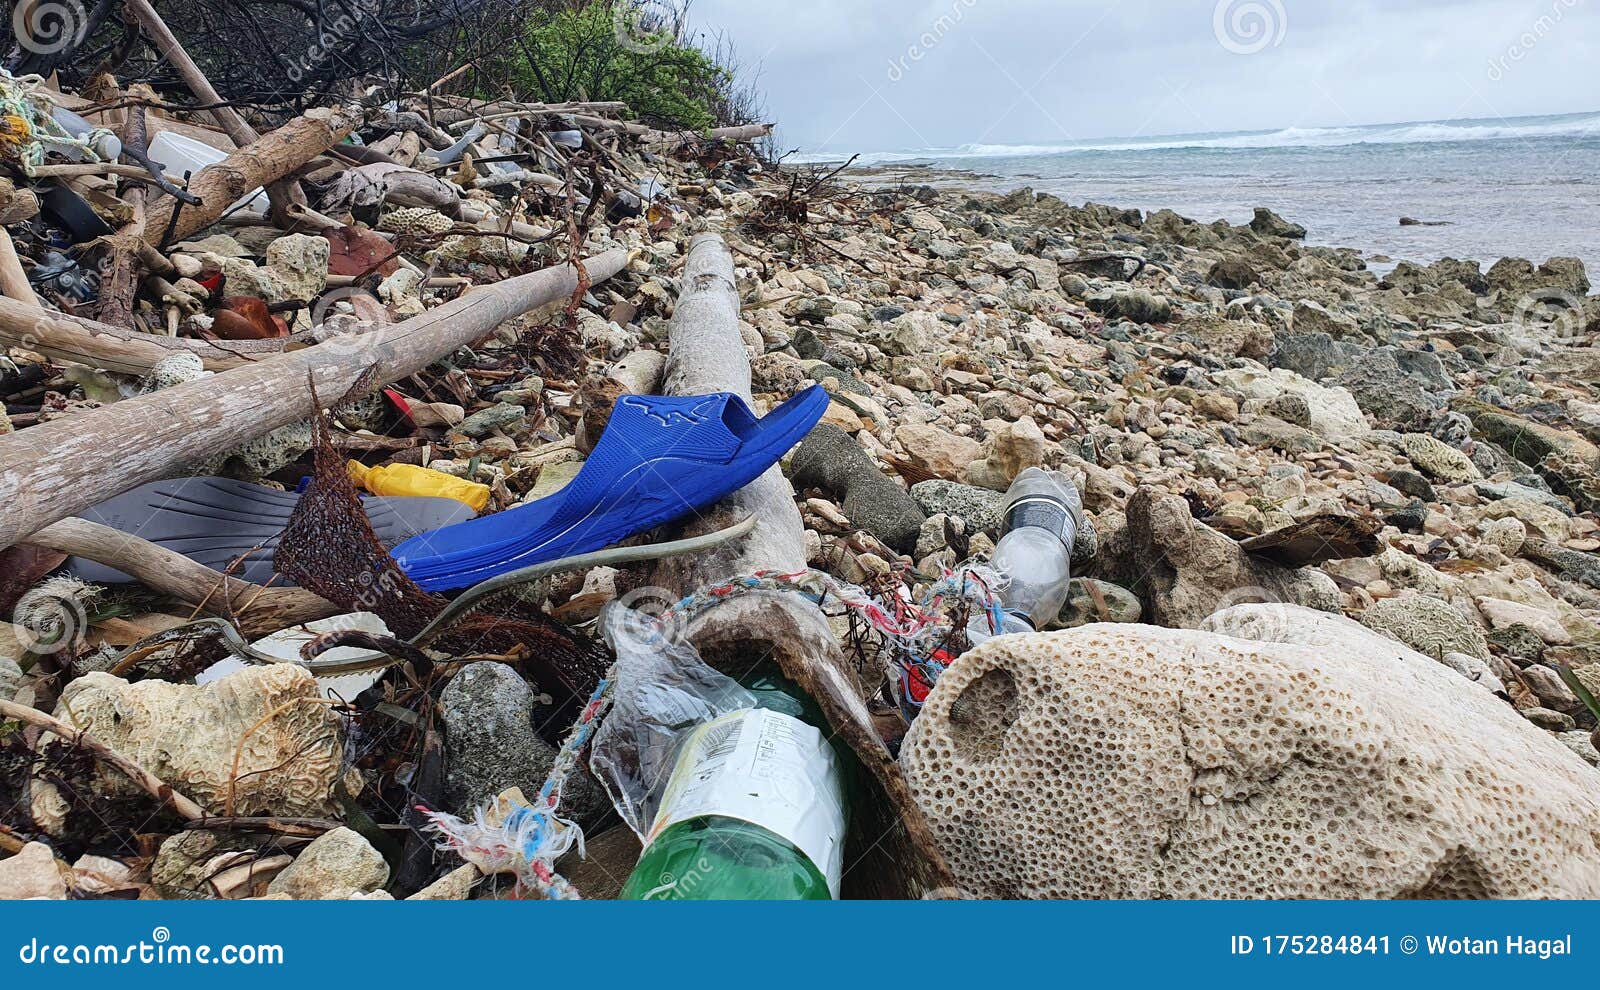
[903,607,1600,898]
[1124,486,1340,628]
[1360,593,1491,660]
[38,666,344,828]
[964,417,1047,492]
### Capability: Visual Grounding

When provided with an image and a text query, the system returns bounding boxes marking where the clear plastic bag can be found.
[588,603,755,840]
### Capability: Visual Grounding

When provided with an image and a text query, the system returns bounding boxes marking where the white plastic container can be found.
[147,131,270,215]
[197,612,391,700]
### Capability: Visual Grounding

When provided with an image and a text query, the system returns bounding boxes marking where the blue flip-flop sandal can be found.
[393,386,829,591]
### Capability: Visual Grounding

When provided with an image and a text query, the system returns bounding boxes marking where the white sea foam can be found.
[794,112,1600,164]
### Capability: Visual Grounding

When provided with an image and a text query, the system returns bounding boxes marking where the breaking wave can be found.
[796,111,1600,165]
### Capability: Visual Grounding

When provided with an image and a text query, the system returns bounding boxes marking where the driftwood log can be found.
[641,233,953,899]
[26,518,339,639]
[123,0,307,222]
[0,249,631,550]
[0,295,288,374]
[569,117,773,150]
[0,229,40,307]
[142,106,359,247]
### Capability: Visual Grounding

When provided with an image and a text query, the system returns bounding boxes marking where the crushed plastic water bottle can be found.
[966,467,1082,646]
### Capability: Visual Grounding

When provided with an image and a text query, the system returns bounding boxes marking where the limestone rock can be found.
[1212,367,1369,442]
[792,424,925,553]
[750,352,807,393]
[1481,498,1571,544]
[1523,541,1600,590]
[1124,486,1341,628]
[894,423,982,480]
[458,403,527,438]
[964,417,1046,491]
[1558,731,1600,768]
[1251,207,1307,239]
[1087,287,1172,324]
[0,842,66,900]
[1057,579,1142,627]
[265,234,331,304]
[1269,332,1356,381]
[903,608,1600,898]
[442,663,557,813]
[39,667,344,827]
[408,864,480,900]
[1440,651,1506,695]
[1292,300,1359,338]
[0,655,19,700]
[1336,348,1450,430]
[1477,597,1573,645]
[868,310,940,357]
[1206,257,1257,290]
[266,827,388,900]
[440,663,608,826]
[1478,517,1527,556]
[911,479,1003,535]
[152,831,253,899]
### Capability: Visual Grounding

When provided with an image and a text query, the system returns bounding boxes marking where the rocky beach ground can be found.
[5,129,1600,899]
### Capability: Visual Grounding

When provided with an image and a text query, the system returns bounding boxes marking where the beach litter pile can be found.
[4,5,1600,902]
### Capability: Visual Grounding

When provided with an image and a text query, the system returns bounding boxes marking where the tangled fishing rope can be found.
[652,563,1004,718]
[418,553,998,897]
[0,70,118,173]
[422,671,616,900]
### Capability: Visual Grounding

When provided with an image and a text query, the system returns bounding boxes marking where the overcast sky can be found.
[688,0,1599,153]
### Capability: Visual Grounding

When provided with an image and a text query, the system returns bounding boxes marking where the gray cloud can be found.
[690,0,1599,153]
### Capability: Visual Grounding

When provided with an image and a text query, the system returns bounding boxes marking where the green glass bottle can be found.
[619,668,847,901]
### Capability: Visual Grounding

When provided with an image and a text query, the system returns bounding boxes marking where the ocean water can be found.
[817,111,1600,277]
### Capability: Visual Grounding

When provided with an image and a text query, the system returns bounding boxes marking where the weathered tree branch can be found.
[0,249,631,549]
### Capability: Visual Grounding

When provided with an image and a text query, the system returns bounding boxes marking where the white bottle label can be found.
[648,708,846,897]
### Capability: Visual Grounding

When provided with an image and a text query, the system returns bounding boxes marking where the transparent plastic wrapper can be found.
[589,604,756,839]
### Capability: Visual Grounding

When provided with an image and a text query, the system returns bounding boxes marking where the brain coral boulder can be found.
[34,666,346,831]
[901,606,1600,899]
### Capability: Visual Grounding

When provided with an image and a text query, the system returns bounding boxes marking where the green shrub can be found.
[507,1,733,130]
